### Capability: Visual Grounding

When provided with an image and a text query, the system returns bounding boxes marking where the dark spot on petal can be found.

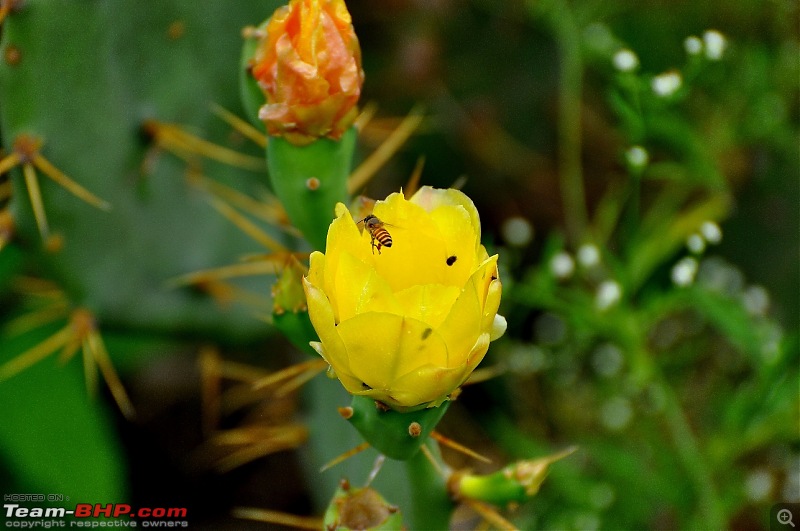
[361,382,372,390]
[421,327,432,340]
[446,255,457,266]
[491,275,497,281]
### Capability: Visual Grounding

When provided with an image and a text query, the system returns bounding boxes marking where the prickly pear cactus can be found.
[0,0,284,508]
[0,0,283,338]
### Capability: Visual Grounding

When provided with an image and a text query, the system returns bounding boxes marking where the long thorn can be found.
[0,179,12,201]
[364,454,386,488]
[219,360,272,382]
[82,339,98,399]
[88,331,136,420]
[0,324,72,381]
[206,196,287,252]
[353,101,378,132]
[3,301,69,336]
[58,337,81,365]
[154,122,266,171]
[232,507,322,530]
[464,498,518,531]
[0,151,21,175]
[199,347,222,437]
[430,431,492,464]
[33,154,111,211]
[166,260,280,288]
[347,107,424,194]
[253,359,327,391]
[275,361,327,396]
[210,103,267,148]
[191,173,292,229]
[403,155,426,199]
[320,442,371,472]
[420,443,447,479]
[214,426,308,472]
[22,163,50,241]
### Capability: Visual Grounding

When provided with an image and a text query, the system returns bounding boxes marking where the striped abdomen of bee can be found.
[359,214,393,254]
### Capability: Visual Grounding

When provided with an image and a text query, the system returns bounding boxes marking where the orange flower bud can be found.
[251,0,364,144]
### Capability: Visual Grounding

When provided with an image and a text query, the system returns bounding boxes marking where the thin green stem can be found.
[656,373,727,530]
[404,441,452,530]
[535,0,588,245]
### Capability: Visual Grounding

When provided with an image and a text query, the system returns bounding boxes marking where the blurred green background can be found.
[0,0,797,529]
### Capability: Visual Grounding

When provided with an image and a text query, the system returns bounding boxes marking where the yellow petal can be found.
[306,251,326,289]
[480,276,503,335]
[323,203,371,311]
[388,364,465,408]
[334,252,403,321]
[428,204,478,286]
[436,257,498,368]
[336,313,448,393]
[463,332,491,378]
[394,283,461,329]
[302,277,348,368]
[368,194,450,292]
[410,186,482,243]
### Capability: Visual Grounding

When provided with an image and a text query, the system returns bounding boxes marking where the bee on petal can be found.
[357,214,392,254]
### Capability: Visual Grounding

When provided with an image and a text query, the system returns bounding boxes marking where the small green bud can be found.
[453,447,576,506]
[271,256,318,356]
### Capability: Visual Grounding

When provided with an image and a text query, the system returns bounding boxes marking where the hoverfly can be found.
[357,214,393,254]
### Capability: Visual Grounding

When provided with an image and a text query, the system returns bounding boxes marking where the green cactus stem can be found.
[266,127,356,251]
[405,439,452,530]
[343,395,450,461]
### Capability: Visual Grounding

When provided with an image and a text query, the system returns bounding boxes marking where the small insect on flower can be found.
[357,214,393,254]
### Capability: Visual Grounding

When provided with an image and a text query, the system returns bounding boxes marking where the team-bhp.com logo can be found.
[4,501,189,528]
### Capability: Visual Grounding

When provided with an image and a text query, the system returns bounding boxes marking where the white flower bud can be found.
[613,49,639,72]
[625,145,649,169]
[684,35,703,55]
[700,221,722,244]
[686,233,705,254]
[671,257,698,287]
[595,280,622,310]
[578,244,601,268]
[501,216,534,247]
[550,251,575,279]
[703,29,727,60]
[651,71,682,97]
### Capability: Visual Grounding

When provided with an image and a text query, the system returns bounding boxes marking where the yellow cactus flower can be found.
[251,0,364,144]
[303,187,506,411]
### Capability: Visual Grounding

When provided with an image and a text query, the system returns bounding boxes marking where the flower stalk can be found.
[343,395,450,461]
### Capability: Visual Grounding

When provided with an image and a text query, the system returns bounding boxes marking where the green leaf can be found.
[0,329,126,502]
